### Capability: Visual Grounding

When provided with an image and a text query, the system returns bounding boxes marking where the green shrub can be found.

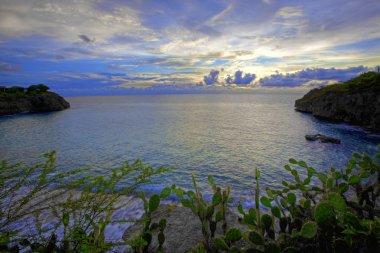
[0,152,170,252]
[1,147,379,252]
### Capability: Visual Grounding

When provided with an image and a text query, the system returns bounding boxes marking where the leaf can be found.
[307,167,316,177]
[225,228,242,242]
[158,232,165,246]
[271,206,281,219]
[149,194,160,212]
[244,208,256,226]
[298,160,307,168]
[260,196,272,208]
[300,221,317,238]
[327,192,347,212]
[333,172,342,179]
[212,192,222,206]
[327,178,334,189]
[160,187,171,198]
[314,202,334,225]
[318,173,327,184]
[282,180,289,187]
[280,198,288,208]
[348,175,360,185]
[361,172,370,178]
[159,219,167,230]
[181,198,192,208]
[215,211,222,222]
[338,183,349,193]
[289,158,297,164]
[208,175,215,185]
[255,168,261,179]
[303,199,311,209]
[213,237,229,250]
[261,214,273,229]
[287,193,296,205]
[284,165,292,171]
[62,213,69,227]
[187,190,196,199]
[237,202,245,215]
[206,206,214,219]
[248,231,264,245]
[173,188,184,198]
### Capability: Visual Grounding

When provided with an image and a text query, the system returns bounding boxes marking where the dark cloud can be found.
[226,70,256,86]
[62,47,96,56]
[78,34,95,43]
[203,70,219,85]
[259,66,369,87]
[0,62,21,72]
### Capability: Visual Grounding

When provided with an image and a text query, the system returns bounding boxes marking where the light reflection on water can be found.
[1,91,379,205]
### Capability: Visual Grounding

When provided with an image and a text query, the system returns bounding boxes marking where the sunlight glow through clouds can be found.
[0,0,379,94]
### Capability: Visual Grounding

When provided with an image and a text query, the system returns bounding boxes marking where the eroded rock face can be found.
[0,93,70,116]
[295,90,380,131]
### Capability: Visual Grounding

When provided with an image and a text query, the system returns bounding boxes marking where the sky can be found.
[0,0,379,95]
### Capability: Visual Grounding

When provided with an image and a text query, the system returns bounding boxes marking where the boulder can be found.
[305,134,341,144]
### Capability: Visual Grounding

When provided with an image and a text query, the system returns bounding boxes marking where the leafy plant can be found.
[0,152,170,252]
[172,173,233,252]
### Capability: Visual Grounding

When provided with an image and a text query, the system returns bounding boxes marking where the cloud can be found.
[203,70,219,85]
[275,6,303,19]
[226,70,256,86]
[0,62,21,72]
[258,66,369,87]
[78,34,95,43]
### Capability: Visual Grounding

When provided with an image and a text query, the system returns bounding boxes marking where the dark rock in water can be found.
[305,134,341,144]
[123,205,245,253]
[295,71,380,131]
[0,92,70,116]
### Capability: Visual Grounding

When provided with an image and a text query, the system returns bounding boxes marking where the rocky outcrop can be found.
[295,72,380,131]
[305,134,341,144]
[0,92,70,116]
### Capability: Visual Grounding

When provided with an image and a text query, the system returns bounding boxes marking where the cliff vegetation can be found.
[295,71,380,131]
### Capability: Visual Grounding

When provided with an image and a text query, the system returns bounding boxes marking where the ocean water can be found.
[1,91,379,205]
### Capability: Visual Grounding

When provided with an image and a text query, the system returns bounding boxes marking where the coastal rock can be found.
[295,71,380,131]
[123,205,245,253]
[305,134,341,144]
[0,92,70,116]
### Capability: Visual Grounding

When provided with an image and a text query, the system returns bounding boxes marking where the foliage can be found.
[1,146,380,252]
[172,173,233,252]
[172,147,380,253]
[0,152,170,252]
[26,84,50,93]
[296,71,380,105]
[127,190,168,253]
[0,84,50,100]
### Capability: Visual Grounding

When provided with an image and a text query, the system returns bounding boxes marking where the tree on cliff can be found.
[27,84,50,93]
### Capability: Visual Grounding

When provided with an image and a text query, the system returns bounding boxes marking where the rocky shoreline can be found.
[295,72,380,131]
[123,205,245,253]
[0,92,70,116]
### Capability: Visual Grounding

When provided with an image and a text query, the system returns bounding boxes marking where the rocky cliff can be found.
[295,71,380,131]
[0,92,70,116]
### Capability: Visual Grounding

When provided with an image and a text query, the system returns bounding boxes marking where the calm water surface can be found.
[1,91,379,205]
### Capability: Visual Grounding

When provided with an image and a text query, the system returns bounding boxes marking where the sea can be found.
[1,90,380,206]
